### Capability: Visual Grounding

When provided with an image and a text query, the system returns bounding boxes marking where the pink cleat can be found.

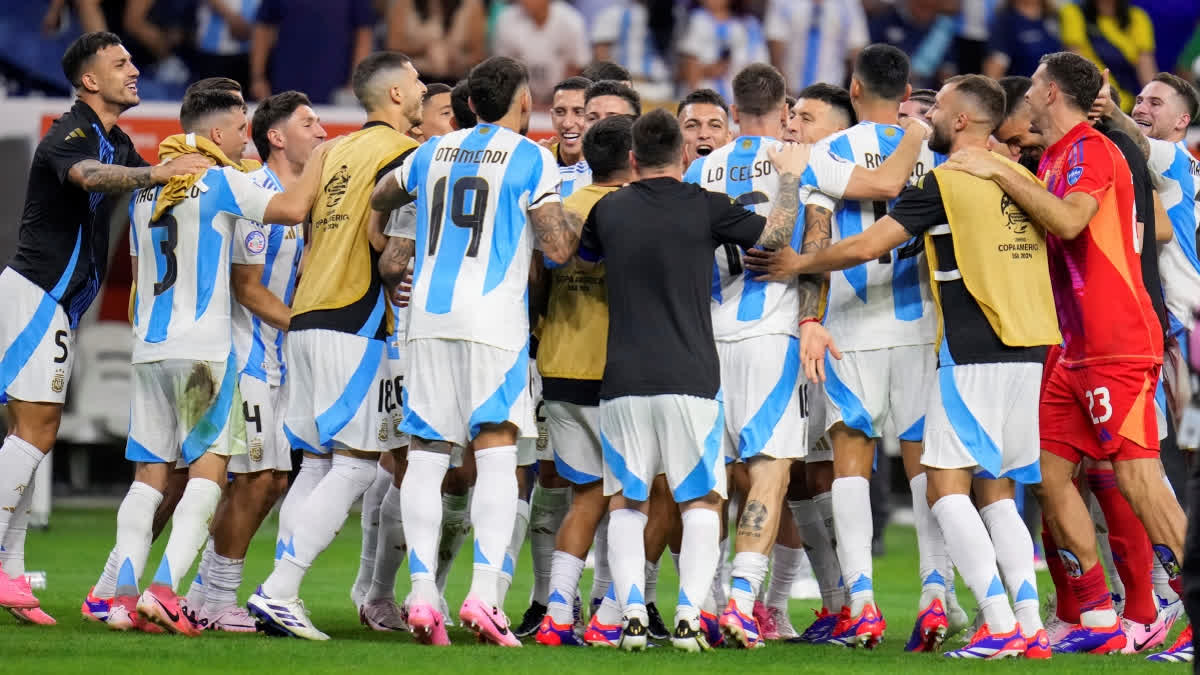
[0,564,38,609]
[460,593,522,647]
[105,595,162,633]
[6,575,54,625]
[137,584,201,636]
[754,600,779,640]
[81,587,113,622]
[406,598,451,646]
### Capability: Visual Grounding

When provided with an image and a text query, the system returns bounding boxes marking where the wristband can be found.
[799,318,821,327]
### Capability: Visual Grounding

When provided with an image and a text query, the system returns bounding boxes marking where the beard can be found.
[928,123,953,155]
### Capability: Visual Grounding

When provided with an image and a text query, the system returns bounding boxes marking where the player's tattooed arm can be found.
[370,170,415,212]
[755,172,802,249]
[529,202,582,265]
[797,203,832,319]
[379,236,416,290]
[69,152,212,192]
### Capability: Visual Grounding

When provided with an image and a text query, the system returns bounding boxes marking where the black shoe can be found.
[619,616,649,651]
[645,602,669,639]
[514,601,547,638]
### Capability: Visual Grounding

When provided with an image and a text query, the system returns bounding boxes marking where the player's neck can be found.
[77,94,123,132]
[637,165,681,181]
[558,144,582,165]
[853,99,900,126]
[1042,108,1088,147]
[949,133,989,155]
[489,108,526,135]
[367,110,413,135]
[594,170,635,187]
[735,120,781,140]
[266,155,300,189]
[1153,130,1186,145]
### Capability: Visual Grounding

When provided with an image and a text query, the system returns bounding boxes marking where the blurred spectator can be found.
[957,0,993,76]
[492,0,590,104]
[250,0,374,103]
[581,61,633,85]
[678,0,768,102]
[1180,23,1200,79]
[51,0,195,82]
[869,0,958,89]
[983,0,1061,79]
[1132,1,1200,74]
[765,0,869,93]
[190,0,262,90]
[1059,0,1156,113]
[385,0,487,86]
[42,0,106,34]
[592,0,672,87]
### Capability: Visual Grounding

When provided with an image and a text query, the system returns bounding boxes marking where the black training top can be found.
[581,176,765,400]
[9,99,148,327]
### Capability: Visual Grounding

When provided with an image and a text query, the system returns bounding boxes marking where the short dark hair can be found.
[451,79,476,128]
[553,76,592,97]
[585,80,642,117]
[468,56,529,123]
[584,115,634,183]
[180,89,246,133]
[796,83,856,125]
[998,76,1032,118]
[351,51,413,111]
[945,75,1007,132]
[676,88,729,117]
[581,61,631,84]
[1038,51,1102,113]
[909,88,937,107]
[732,63,787,117]
[62,31,123,88]
[1151,72,1200,121]
[632,109,681,170]
[251,90,312,161]
[423,82,452,103]
[853,43,911,101]
[185,77,241,98]
[786,95,796,109]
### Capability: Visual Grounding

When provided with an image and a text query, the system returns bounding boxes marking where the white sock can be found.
[95,548,122,599]
[263,454,376,599]
[1153,557,1180,604]
[367,484,407,603]
[353,462,390,603]
[790,498,843,610]
[400,449,450,604]
[910,473,949,608]
[644,559,660,604]
[608,509,648,622]
[595,583,623,625]
[436,489,472,596]
[0,436,44,546]
[589,515,611,607]
[832,476,874,614]
[932,494,1016,634]
[980,498,1043,635]
[471,445,519,608]
[670,550,681,575]
[152,477,221,591]
[497,497,529,605]
[186,539,214,608]
[0,475,35,577]
[679,508,721,622]
[276,455,330,563]
[766,544,803,609]
[547,550,585,624]
[710,536,729,612]
[103,481,163,598]
[729,550,769,615]
[529,485,570,605]
[203,552,244,611]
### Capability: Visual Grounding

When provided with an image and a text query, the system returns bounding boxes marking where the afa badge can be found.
[245,230,267,255]
[1066,166,1083,185]
[50,369,65,394]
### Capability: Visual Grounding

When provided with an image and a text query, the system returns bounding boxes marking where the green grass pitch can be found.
[1,508,1186,673]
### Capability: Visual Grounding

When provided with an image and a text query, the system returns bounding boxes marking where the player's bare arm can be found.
[755,143,813,249]
[69,153,211,192]
[370,170,416,212]
[1153,190,1173,243]
[263,138,334,225]
[942,146,1096,240]
[529,203,581,265]
[841,116,932,200]
[783,217,910,276]
[1090,70,1150,160]
[232,263,290,332]
[367,209,388,253]
[379,235,415,289]
[745,202,836,285]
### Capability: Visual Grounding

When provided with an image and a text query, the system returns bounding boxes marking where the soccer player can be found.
[579,109,809,652]
[370,55,579,647]
[941,51,1187,656]
[1,32,208,620]
[182,91,327,633]
[680,63,807,649]
[677,89,731,167]
[102,87,326,635]
[408,82,455,143]
[247,51,425,641]
[548,76,593,198]
[744,44,951,650]
[580,60,633,87]
[450,79,476,130]
[899,89,937,123]
[584,79,642,126]
[772,75,1059,659]
[531,114,635,648]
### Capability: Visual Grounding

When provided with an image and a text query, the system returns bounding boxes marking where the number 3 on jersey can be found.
[428,176,490,257]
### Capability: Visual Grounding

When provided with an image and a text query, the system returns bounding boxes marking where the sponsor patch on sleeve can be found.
[1066,166,1083,185]
[245,229,267,255]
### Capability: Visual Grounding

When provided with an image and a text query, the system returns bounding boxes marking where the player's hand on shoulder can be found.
[152,153,212,183]
[799,320,842,384]
[942,146,1004,180]
[767,142,813,175]
[744,245,805,281]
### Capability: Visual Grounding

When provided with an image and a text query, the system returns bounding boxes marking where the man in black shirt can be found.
[578,108,810,651]
[0,32,207,617]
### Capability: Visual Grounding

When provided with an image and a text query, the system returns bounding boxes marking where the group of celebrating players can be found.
[0,26,1197,662]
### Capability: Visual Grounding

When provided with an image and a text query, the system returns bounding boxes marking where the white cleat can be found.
[768,606,799,640]
[246,587,330,641]
[205,605,258,633]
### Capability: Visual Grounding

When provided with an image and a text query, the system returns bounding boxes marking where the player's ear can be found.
[267,126,286,153]
[731,103,741,126]
[79,71,100,94]
[903,83,912,103]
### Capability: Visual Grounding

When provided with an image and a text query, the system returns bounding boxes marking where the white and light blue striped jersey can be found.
[559,160,593,198]
[1146,137,1200,335]
[196,0,260,55]
[765,0,868,92]
[130,165,274,364]
[677,10,768,103]
[801,121,945,351]
[231,166,303,386]
[685,136,803,341]
[592,2,671,84]
[393,123,561,351]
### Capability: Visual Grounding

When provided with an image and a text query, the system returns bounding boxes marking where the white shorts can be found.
[0,268,75,405]
[546,400,602,485]
[805,383,834,462]
[282,329,404,454]
[517,359,549,466]
[823,344,934,441]
[402,338,536,448]
[717,335,807,461]
[126,357,246,465]
[600,394,728,502]
[921,362,1042,483]
[228,374,292,473]
[385,327,411,450]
